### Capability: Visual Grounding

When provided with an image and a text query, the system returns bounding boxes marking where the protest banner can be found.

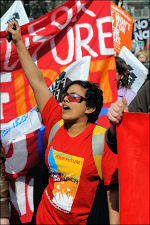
[119,46,148,93]
[111,2,133,54]
[117,112,149,225]
[0,0,117,126]
[133,18,150,43]
[132,18,150,54]
[0,1,117,223]
[0,0,29,31]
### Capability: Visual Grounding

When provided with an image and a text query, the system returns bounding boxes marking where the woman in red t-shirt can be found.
[7,21,119,225]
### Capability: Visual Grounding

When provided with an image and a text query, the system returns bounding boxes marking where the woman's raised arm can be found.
[7,20,52,113]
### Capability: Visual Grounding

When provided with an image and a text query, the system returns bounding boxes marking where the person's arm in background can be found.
[128,80,150,113]
[105,97,128,224]
[106,97,128,154]
[102,140,120,224]
[107,184,119,224]
[0,145,10,225]
[7,20,52,113]
[102,152,120,224]
[107,79,149,151]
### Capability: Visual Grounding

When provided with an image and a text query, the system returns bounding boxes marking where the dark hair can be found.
[63,80,103,123]
[115,56,130,88]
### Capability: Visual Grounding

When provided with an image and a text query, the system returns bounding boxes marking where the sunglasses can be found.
[61,92,86,103]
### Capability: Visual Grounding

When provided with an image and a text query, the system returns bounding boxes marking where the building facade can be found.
[122,0,149,21]
[1,0,149,22]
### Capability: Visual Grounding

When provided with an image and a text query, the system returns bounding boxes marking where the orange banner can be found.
[111,2,134,54]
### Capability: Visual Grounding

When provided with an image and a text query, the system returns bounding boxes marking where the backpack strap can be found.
[92,125,106,180]
[48,119,64,144]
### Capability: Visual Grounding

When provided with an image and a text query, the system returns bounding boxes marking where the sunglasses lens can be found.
[68,94,81,102]
[61,92,85,103]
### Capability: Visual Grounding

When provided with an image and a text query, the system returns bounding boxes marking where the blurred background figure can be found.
[115,56,136,105]
[136,49,148,65]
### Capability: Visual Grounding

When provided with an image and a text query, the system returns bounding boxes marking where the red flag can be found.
[117,112,149,224]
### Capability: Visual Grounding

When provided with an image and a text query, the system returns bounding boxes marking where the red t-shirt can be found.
[36,97,110,224]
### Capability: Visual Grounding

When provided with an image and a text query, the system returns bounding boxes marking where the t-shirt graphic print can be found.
[48,146,84,212]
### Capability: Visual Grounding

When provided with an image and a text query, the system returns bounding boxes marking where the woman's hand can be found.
[108,97,128,126]
[6,20,21,44]
[0,218,9,225]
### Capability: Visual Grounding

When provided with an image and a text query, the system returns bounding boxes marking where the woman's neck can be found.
[65,119,89,137]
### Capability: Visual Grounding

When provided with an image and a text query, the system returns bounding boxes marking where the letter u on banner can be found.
[117,112,149,225]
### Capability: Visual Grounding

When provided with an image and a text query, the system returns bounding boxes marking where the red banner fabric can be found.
[117,112,150,224]
[0,0,117,126]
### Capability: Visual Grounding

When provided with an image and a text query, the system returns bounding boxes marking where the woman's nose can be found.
[63,95,69,102]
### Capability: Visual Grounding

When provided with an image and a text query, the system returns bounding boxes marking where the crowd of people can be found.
[0,15,149,225]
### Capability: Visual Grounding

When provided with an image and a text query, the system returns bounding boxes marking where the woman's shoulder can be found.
[126,87,136,96]
[118,86,136,97]
[123,87,136,105]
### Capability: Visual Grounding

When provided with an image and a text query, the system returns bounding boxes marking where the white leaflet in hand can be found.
[119,46,148,93]
[0,0,29,31]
